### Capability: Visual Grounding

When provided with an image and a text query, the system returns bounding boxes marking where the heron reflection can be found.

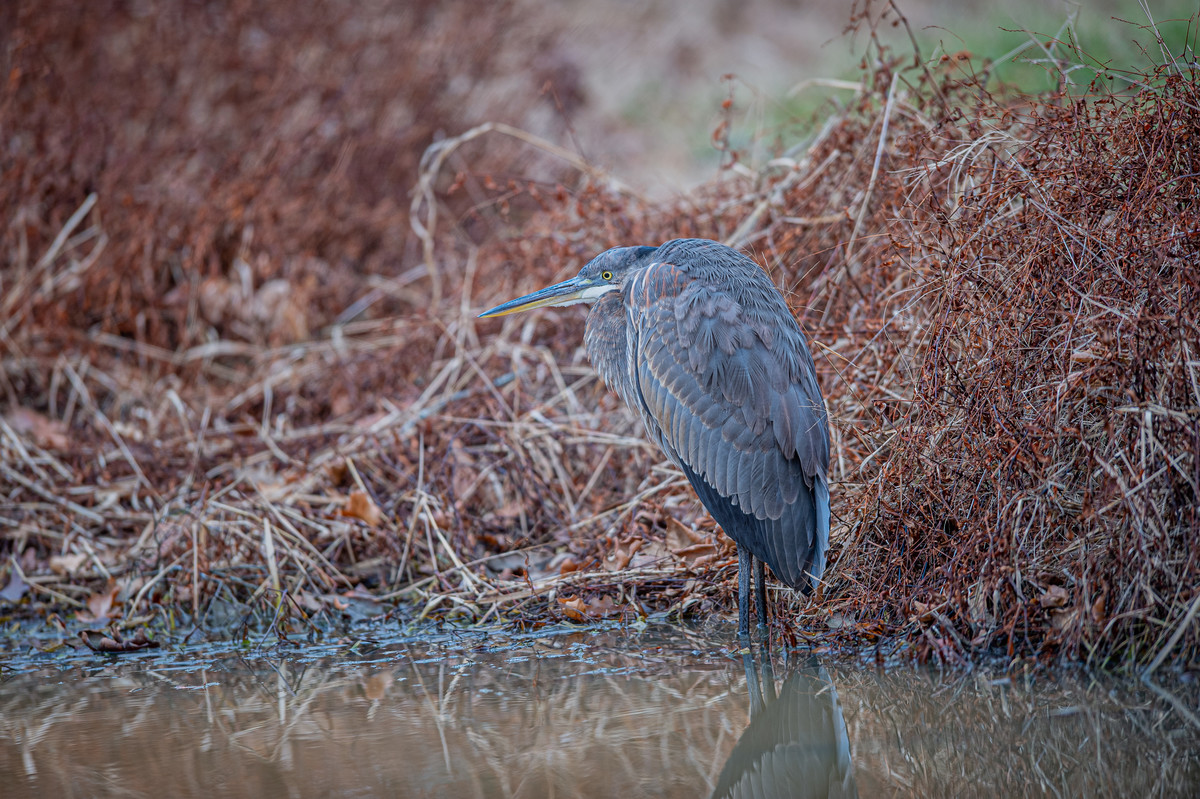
[711,650,858,799]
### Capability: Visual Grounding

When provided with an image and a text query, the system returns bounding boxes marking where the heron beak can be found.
[477,275,594,318]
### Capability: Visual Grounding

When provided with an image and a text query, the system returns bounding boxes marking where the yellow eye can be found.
[602,271,613,281]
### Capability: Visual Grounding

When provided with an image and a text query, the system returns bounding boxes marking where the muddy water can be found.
[1,624,1197,798]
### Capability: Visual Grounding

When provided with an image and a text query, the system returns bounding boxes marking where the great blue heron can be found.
[479,238,830,638]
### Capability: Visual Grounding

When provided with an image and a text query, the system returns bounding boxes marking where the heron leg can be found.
[742,648,764,718]
[737,545,752,640]
[753,556,769,639]
[759,640,777,703]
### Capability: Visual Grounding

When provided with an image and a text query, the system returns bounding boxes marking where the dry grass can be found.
[1,2,1198,672]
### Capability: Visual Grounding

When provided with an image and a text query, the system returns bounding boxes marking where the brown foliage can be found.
[2,0,579,352]
[825,67,1200,667]
[1,3,1197,670]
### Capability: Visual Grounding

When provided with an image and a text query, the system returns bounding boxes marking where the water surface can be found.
[2,624,1197,797]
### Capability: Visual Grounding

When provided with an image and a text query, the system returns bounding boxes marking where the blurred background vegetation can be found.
[535,0,1200,190]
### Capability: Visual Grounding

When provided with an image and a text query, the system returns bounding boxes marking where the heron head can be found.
[478,245,656,318]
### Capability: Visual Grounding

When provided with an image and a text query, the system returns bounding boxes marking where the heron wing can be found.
[625,246,829,588]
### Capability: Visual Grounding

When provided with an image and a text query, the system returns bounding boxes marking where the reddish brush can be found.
[2,2,1196,668]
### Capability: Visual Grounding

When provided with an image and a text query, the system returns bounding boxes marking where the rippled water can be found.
[1,623,1197,797]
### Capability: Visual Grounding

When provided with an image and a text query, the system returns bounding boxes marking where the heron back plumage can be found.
[584,238,830,591]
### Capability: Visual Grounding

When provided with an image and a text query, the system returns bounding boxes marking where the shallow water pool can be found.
[2,623,1197,797]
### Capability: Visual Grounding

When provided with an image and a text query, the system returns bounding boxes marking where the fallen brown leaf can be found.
[5,407,70,449]
[323,594,350,611]
[50,552,87,576]
[603,538,641,572]
[1091,595,1106,624]
[341,490,383,527]
[556,594,621,621]
[1039,585,1069,609]
[77,582,121,623]
[79,628,160,654]
[557,595,588,622]
[673,542,719,567]
[912,601,934,625]
[585,594,620,618]
[296,590,323,613]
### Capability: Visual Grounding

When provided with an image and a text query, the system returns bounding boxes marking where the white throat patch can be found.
[578,283,620,302]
